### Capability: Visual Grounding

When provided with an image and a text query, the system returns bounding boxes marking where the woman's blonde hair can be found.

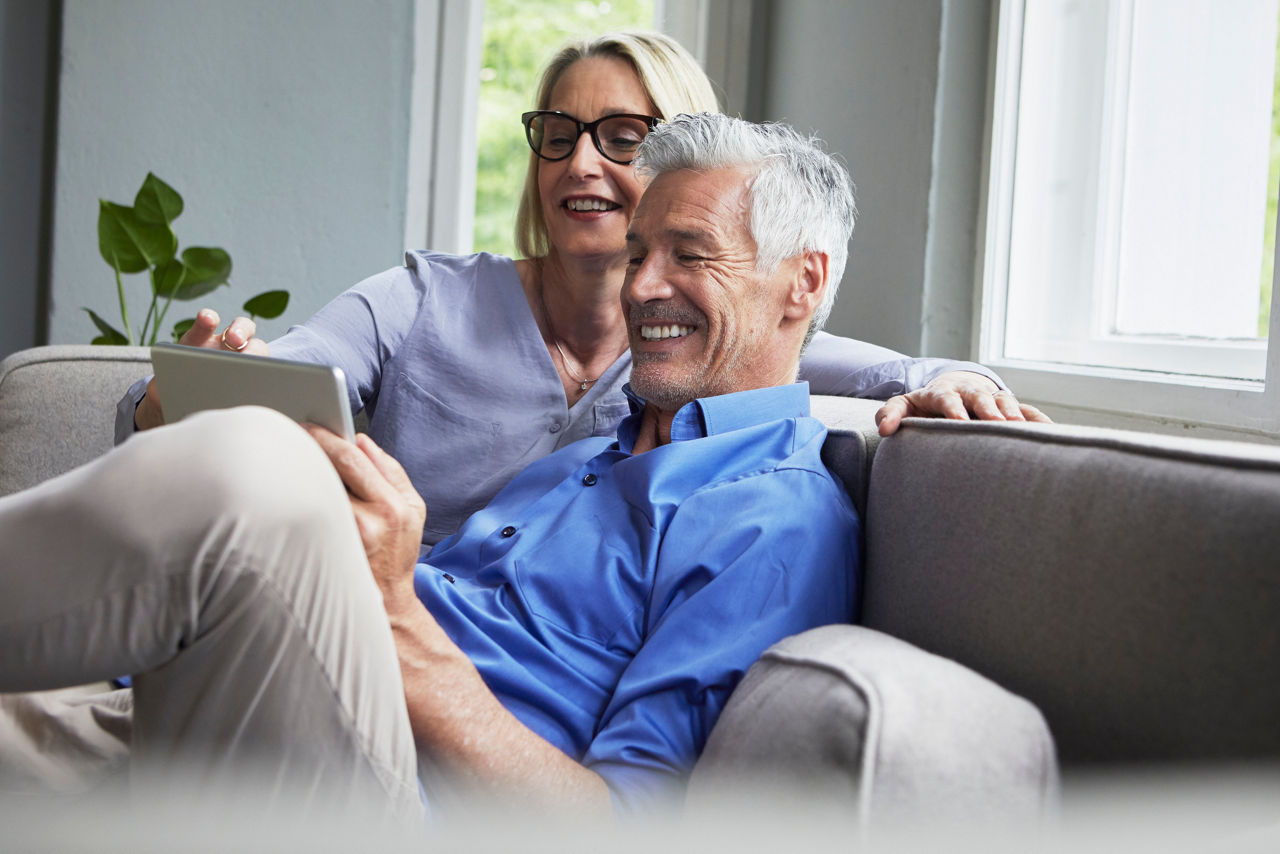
[514,31,721,260]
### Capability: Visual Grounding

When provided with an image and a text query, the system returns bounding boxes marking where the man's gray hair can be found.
[633,112,857,340]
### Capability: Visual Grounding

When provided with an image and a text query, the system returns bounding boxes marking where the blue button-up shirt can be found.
[417,381,861,811]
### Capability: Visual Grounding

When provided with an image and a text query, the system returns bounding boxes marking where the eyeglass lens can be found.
[528,114,653,163]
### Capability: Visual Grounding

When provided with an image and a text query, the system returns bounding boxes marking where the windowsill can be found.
[987,358,1280,442]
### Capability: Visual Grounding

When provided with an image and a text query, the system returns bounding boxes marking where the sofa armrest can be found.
[686,624,1058,827]
[0,345,152,496]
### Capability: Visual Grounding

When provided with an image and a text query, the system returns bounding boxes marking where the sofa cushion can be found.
[686,624,1058,825]
[863,418,1280,767]
[0,346,151,497]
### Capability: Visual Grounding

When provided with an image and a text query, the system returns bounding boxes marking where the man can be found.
[0,113,965,820]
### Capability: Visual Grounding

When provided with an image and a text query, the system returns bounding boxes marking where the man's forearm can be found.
[387,603,613,811]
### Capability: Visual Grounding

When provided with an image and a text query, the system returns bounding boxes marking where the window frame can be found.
[975,0,1280,438]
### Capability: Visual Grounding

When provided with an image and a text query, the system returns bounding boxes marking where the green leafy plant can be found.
[89,172,289,345]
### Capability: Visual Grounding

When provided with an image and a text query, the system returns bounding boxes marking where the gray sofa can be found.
[3,345,1279,839]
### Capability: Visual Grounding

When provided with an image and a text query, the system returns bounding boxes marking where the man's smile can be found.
[639,324,695,341]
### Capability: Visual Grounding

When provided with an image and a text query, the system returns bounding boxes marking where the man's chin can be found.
[629,373,702,412]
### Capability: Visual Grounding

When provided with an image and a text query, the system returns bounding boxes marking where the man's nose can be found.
[623,255,675,304]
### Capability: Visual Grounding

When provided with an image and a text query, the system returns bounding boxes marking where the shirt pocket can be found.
[377,371,502,541]
[513,515,646,648]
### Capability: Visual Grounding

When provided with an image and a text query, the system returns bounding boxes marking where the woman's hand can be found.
[134,308,271,430]
[874,371,1051,437]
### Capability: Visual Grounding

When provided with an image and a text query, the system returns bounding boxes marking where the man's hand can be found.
[304,426,611,810]
[135,309,271,430]
[875,371,1051,437]
[304,425,425,612]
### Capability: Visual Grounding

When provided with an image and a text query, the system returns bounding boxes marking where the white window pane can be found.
[1113,0,1276,340]
[999,0,1277,381]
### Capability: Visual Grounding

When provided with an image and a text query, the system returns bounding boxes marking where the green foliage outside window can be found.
[473,0,655,258]
[1260,10,1280,338]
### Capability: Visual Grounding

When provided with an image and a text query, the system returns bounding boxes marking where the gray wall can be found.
[0,0,57,357]
[758,0,987,360]
[44,0,417,348]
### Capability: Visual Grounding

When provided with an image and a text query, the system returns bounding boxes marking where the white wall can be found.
[47,0,418,346]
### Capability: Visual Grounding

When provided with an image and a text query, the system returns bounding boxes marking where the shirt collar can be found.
[617,382,812,452]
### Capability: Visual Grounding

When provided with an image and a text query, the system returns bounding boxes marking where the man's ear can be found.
[782,251,829,322]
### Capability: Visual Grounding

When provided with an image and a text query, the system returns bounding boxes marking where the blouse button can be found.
[582,473,598,486]
[549,421,561,433]
[501,526,516,538]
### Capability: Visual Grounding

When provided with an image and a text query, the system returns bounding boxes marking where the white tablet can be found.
[150,342,356,441]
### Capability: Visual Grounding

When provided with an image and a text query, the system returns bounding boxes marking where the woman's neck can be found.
[516,253,631,402]
[519,252,629,357]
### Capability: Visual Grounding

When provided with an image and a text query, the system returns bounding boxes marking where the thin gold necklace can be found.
[552,336,597,392]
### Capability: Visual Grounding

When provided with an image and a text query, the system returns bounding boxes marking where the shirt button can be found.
[582,473,598,486]
[548,422,561,433]
[501,526,516,538]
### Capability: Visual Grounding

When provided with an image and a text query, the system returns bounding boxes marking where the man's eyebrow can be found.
[668,228,713,244]
[626,227,715,246]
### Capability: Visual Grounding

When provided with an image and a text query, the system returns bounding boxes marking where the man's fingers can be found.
[356,434,419,498]
[304,423,381,499]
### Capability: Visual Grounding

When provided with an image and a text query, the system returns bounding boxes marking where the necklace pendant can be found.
[580,381,589,391]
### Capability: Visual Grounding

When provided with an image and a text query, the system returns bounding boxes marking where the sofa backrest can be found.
[0,351,886,505]
[0,345,152,497]
[861,418,1280,768]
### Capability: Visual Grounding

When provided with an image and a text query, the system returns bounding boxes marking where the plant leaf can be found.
[98,202,148,273]
[173,246,232,300]
[171,317,197,340]
[133,173,184,225]
[243,289,290,319]
[98,201,178,269]
[152,258,187,297]
[83,308,129,345]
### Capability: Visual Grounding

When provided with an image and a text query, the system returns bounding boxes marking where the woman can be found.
[124,31,1012,546]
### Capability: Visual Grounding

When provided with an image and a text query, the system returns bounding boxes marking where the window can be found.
[979,0,1280,436]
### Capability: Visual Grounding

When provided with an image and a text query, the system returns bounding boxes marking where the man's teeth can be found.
[640,324,695,340]
[566,198,619,212]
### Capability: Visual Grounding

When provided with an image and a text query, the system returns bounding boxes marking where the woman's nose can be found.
[565,131,605,179]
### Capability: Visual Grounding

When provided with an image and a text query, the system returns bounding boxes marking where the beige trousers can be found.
[0,407,420,822]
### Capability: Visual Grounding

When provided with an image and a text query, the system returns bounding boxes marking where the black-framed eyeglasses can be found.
[521,110,661,165]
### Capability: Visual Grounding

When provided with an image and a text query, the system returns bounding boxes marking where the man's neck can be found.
[630,404,676,455]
